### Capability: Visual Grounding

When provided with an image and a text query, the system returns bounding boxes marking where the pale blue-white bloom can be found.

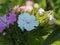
[17,13,39,31]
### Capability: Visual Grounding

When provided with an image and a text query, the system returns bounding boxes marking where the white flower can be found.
[2,32,6,36]
[38,8,45,15]
[34,3,39,9]
[48,11,54,20]
[48,15,53,20]
[48,18,56,25]
[48,11,56,25]
[25,6,33,12]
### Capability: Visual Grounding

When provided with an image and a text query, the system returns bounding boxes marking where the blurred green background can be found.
[0,0,60,45]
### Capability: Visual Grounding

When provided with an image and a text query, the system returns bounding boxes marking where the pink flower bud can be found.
[25,6,33,12]
[26,1,33,6]
[20,6,26,12]
[13,5,20,11]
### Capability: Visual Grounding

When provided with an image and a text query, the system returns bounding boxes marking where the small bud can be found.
[48,18,56,25]
[13,5,20,11]
[38,8,45,15]
[26,1,33,6]
[2,32,6,36]
[48,15,53,20]
[25,6,33,12]
[34,3,39,9]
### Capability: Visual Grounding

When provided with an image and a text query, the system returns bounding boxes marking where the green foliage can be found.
[41,25,60,45]
[32,0,46,9]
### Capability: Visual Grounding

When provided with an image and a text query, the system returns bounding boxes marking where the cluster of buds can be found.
[13,1,33,12]
[13,0,56,25]
[48,11,56,25]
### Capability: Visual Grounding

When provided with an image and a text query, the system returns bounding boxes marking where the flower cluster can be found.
[13,0,56,25]
[0,1,56,33]
[13,1,45,15]
[13,1,33,12]
[0,11,16,33]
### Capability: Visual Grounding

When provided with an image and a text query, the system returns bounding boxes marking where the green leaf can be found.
[56,20,60,25]
[41,25,60,45]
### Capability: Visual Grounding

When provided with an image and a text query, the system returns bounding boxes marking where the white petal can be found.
[25,6,33,12]
[38,8,45,15]
[34,3,39,9]
[48,18,56,25]
[2,32,6,36]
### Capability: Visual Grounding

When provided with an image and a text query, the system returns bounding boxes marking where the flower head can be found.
[48,11,56,24]
[48,18,56,25]
[0,11,16,33]
[25,6,33,12]
[20,6,26,12]
[13,5,20,11]
[2,32,6,36]
[26,1,33,6]
[8,11,16,24]
[38,8,45,15]
[34,3,39,9]
[17,13,39,31]
[0,15,10,33]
